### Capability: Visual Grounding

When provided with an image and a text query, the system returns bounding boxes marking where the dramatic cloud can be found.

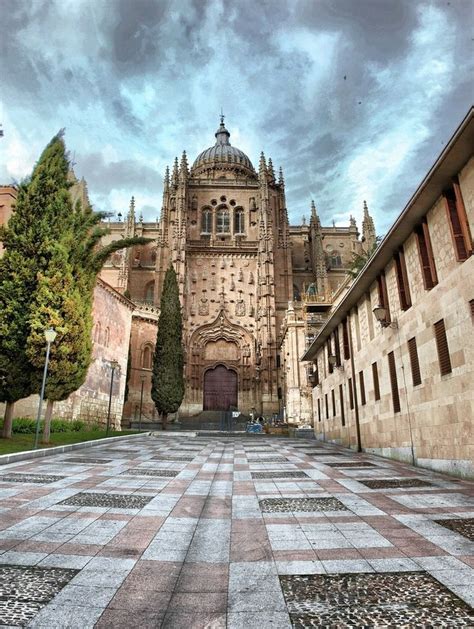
[0,0,472,233]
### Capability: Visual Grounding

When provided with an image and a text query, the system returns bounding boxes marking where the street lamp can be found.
[34,328,57,449]
[106,359,119,437]
[139,373,146,433]
[373,305,398,329]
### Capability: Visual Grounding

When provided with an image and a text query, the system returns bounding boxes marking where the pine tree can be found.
[151,266,184,429]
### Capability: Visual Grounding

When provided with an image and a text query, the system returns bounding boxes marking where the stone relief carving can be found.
[236,299,246,317]
[198,297,209,316]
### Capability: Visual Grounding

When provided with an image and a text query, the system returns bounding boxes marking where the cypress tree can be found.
[1,133,150,440]
[151,266,184,429]
[0,134,72,437]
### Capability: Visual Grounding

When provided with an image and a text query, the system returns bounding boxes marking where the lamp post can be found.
[373,305,398,329]
[34,328,57,449]
[106,359,119,437]
[139,373,146,433]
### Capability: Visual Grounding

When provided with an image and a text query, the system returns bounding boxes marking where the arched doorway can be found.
[204,365,237,411]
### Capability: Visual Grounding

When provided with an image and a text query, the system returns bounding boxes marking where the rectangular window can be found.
[327,340,333,374]
[444,182,472,261]
[372,362,381,401]
[339,384,345,427]
[415,218,438,289]
[394,248,412,310]
[408,337,422,386]
[317,398,321,422]
[434,319,452,376]
[331,389,336,417]
[342,318,350,360]
[376,272,391,322]
[348,377,354,410]
[334,327,341,367]
[359,371,366,406]
[388,351,401,413]
[325,393,329,419]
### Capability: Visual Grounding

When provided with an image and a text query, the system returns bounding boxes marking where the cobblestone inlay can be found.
[64,457,112,464]
[152,456,194,462]
[323,462,378,468]
[0,473,66,483]
[433,518,474,541]
[259,497,348,513]
[279,572,474,627]
[357,478,434,489]
[59,492,153,509]
[120,469,179,478]
[247,457,287,463]
[251,471,310,479]
[0,564,79,626]
[304,453,346,457]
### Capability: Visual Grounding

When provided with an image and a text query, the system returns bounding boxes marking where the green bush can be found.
[0,417,89,434]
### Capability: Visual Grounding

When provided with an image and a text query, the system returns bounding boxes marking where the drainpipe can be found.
[347,311,362,452]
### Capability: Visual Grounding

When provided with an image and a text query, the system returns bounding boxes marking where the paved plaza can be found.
[0,434,472,627]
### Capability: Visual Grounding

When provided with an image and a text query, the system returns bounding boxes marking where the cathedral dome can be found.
[191,117,256,178]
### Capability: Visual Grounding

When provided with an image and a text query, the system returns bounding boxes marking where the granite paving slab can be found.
[0,434,471,626]
[279,572,474,627]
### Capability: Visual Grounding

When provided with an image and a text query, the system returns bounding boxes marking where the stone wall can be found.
[311,157,474,479]
[1,280,134,428]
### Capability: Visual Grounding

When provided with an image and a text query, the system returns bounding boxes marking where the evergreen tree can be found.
[151,266,184,429]
[1,133,150,440]
[0,134,72,438]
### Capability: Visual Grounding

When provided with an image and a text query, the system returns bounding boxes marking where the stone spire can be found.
[267,158,275,182]
[179,151,188,181]
[278,166,284,186]
[258,152,267,180]
[310,200,320,228]
[362,200,376,250]
[214,114,231,146]
[171,157,179,186]
[309,199,328,295]
[163,166,170,192]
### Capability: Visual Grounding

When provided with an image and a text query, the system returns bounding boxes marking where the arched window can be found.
[293,284,301,302]
[145,281,154,304]
[104,327,110,347]
[94,322,101,343]
[142,344,153,369]
[234,208,245,234]
[201,207,212,234]
[216,206,230,233]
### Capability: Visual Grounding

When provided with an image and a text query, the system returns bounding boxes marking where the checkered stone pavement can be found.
[0,434,471,628]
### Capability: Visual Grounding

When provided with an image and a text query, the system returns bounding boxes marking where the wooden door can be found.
[204,365,238,411]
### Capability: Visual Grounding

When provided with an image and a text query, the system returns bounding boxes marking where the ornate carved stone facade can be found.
[100,118,373,418]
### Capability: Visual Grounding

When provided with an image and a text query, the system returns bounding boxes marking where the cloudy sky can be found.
[1,0,473,233]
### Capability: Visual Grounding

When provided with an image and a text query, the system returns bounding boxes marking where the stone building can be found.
[100,117,373,420]
[303,107,474,479]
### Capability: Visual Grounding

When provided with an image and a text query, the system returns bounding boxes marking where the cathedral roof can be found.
[191,116,256,178]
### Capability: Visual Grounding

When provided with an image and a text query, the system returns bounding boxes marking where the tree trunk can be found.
[42,399,54,443]
[161,412,168,430]
[2,401,15,439]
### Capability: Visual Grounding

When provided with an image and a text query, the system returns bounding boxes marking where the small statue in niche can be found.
[198,296,209,316]
[236,299,246,316]
[243,345,251,357]
[307,282,317,296]
[191,271,197,283]
[210,277,216,290]
[230,278,235,291]
[238,269,244,282]
[248,271,254,284]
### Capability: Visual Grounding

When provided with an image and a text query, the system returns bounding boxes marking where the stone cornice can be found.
[96,278,136,311]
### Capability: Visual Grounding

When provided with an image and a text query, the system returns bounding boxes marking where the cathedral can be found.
[98,117,375,421]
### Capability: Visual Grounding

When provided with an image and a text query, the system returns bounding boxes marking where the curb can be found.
[0,432,151,466]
